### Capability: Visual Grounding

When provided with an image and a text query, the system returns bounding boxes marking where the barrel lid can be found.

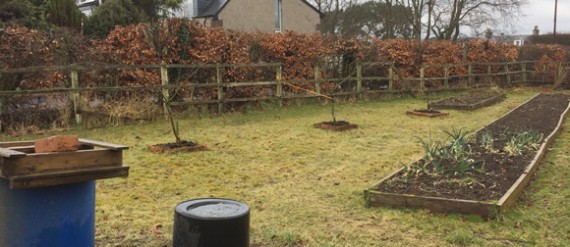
[176,198,249,220]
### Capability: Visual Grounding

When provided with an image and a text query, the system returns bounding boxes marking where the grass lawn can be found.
[3,88,569,246]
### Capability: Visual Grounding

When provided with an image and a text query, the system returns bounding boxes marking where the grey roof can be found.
[195,0,228,18]
[492,34,531,44]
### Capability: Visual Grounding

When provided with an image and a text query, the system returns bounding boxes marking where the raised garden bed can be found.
[406,109,449,118]
[365,93,570,217]
[0,139,129,189]
[314,121,358,131]
[428,91,506,111]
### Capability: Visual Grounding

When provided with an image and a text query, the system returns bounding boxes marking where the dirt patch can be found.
[148,140,208,153]
[313,121,358,131]
[406,109,449,118]
[377,93,570,201]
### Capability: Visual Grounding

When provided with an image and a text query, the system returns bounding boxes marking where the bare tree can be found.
[429,0,526,40]
[307,0,356,35]
[424,0,435,40]
[337,1,413,38]
[400,0,426,40]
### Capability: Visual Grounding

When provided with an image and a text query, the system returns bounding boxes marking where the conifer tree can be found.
[46,0,83,31]
[83,0,143,38]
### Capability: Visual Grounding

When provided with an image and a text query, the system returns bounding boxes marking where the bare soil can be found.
[147,140,208,153]
[378,93,570,201]
[313,120,358,131]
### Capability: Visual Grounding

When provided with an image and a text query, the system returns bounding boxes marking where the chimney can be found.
[532,26,539,36]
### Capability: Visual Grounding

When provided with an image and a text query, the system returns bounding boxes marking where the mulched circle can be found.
[406,109,449,118]
[314,120,358,131]
[378,93,570,201]
[148,140,208,153]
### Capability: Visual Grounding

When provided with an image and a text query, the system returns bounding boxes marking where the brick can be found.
[34,135,80,153]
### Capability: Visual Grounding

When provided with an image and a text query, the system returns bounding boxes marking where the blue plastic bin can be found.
[0,180,96,247]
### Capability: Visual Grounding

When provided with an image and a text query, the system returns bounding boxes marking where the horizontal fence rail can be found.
[0,60,568,130]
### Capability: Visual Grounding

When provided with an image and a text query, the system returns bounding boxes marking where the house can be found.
[192,0,321,33]
[492,34,531,46]
[76,0,101,16]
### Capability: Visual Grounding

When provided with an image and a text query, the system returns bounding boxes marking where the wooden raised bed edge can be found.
[497,97,570,211]
[428,93,506,111]
[365,94,570,218]
[406,110,449,118]
[0,138,129,189]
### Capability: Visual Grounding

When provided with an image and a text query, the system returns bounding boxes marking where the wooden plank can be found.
[314,65,321,95]
[4,144,94,154]
[367,191,497,217]
[216,63,223,114]
[406,111,449,118]
[9,166,129,189]
[71,69,82,124]
[79,138,128,150]
[224,81,275,87]
[276,65,283,108]
[3,145,35,154]
[0,141,35,148]
[0,148,26,158]
[1,149,123,176]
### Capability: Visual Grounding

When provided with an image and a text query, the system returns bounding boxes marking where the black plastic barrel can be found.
[172,198,250,247]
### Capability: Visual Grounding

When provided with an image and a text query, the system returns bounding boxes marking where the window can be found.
[514,40,525,46]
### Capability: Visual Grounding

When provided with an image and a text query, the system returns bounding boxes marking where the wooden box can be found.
[0,139,129,189]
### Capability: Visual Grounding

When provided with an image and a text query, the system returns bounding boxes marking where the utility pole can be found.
[554,0,558,38]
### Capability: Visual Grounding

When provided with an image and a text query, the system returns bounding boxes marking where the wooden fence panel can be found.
[0,60,564,129]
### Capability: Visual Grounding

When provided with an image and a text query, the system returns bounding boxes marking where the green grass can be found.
[3,88,570,246]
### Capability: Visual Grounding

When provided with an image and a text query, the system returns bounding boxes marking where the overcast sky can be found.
[512,0,570,35]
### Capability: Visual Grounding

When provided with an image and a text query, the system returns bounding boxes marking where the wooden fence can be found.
[0,60,568,127]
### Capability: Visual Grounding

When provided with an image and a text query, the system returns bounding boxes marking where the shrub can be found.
[83,0,144,39]
[46,0,83,31]
[0,0,48,30]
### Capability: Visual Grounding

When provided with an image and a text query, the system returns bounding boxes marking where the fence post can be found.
[276,64,283,108]
[314,65,321,95]
[70,68,82,125]
[487,64,492,82]
[356,63,362,100]
[160,64,170,119]
[468,63,473,86]
[216,63,223,114]
[420,66,425,92]
[0,97,3,132]
[521,62,527,84]
[444,65,449,89]
[504,63,511,85]
[388,65,394,91]
[542,64,547,83]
